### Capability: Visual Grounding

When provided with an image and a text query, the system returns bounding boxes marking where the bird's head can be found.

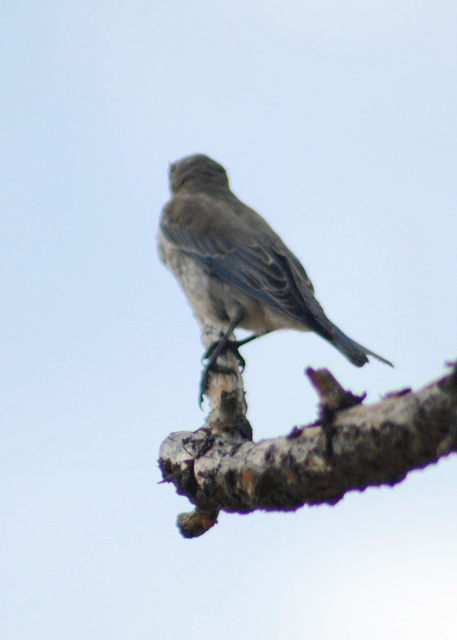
[169,154,229,194]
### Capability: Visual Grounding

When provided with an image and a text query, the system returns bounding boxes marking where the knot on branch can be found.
[207,389,253,440]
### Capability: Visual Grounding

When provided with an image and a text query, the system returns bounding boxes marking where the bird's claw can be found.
[202,340,247,372]
[198,333,255,407]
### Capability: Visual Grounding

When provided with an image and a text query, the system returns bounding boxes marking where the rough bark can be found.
[159,351,457,538]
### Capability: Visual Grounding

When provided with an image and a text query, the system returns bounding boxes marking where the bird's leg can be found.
[203,333,258,372]
[200,318,240,406]
[199,318,259,406]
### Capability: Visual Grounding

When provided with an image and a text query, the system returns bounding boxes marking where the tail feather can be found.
[329,326,393,368]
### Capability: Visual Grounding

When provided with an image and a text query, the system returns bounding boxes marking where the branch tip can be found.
[305,367,366,411]
[177,508,219,539]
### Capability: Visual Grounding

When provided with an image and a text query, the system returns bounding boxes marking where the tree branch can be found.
[159,352,457,538]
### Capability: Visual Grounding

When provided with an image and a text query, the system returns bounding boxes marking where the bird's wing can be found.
[161,195,335,338]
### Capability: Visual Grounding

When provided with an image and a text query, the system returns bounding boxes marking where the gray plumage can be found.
[158,153,392,368]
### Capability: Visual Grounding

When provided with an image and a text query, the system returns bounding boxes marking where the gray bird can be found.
[159,154,392,394]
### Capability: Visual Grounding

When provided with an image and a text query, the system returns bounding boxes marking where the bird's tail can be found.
[328,325,393,368]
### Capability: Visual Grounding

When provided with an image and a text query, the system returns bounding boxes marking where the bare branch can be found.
[159,358,457,538]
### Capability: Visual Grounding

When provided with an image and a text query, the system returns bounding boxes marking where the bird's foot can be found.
[199,337,252,406]
[202,339,247,372]
[198,332,258,407]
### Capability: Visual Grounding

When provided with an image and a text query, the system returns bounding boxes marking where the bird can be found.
[158,154,392,399]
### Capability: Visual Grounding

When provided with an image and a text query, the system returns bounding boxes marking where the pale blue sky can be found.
[1,2,456,639]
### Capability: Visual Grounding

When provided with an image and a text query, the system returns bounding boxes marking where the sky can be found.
[1,1,457,638]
